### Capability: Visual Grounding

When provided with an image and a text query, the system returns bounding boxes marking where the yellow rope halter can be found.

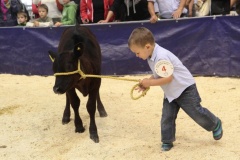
[52,59,150,100]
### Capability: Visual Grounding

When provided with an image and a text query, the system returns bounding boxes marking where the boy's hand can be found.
[135,84,147,93]
[135,78,150,93]
[140,78,151,88]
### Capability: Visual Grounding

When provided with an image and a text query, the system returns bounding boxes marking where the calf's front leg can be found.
[67,88,85,133]
[62,93,71,124]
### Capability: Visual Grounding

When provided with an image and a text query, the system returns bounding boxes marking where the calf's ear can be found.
[48,50,57,62]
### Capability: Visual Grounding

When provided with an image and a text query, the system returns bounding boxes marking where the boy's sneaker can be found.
[161,143,173,151]
[213,119,223,140]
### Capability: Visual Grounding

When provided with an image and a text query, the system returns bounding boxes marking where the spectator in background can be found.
[0,0,23,27]
[80,0,114,24]
[98,0,150,23]
[54,0,77,27]
[32,0,63,22]
[148,0,188,23]
[16,10,28,26]
[26,4,52,27]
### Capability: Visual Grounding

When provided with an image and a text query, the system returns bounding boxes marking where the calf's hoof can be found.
[90,133,99,143]
[99,111,108,117]
[75,126,85,133]
[62,117,71,124]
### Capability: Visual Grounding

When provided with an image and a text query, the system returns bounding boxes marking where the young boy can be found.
[17,11,28,26]
[26,4,53,27]
[128,27,223,151]
[54,0,77,27]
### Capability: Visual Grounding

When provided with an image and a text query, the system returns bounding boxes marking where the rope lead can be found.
[53,60,150,100]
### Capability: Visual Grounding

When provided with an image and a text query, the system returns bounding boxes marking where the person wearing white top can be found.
[32,0,63,19]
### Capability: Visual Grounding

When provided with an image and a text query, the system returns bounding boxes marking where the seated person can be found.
[17,11,28,26]
[26,4,53,27]
[54,0,77,27]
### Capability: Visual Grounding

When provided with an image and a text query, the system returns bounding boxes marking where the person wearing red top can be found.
[80,0,114,23]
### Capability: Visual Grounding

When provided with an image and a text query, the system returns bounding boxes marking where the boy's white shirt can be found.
[148,43,195,102]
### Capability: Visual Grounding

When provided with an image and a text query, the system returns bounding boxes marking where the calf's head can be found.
[49,43,83,94]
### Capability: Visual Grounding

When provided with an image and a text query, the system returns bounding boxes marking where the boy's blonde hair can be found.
[128,27,155,48]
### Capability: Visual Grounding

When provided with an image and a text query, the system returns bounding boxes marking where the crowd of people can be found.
[0,0,239,27]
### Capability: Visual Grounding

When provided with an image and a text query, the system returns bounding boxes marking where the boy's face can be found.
[17,15,27,24]
[38,8,48,19]
[129,44,153,60]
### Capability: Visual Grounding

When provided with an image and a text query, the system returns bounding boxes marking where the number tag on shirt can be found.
[154,60,174,77]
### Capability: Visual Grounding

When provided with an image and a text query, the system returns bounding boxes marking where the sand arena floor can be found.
[0,74,240,160]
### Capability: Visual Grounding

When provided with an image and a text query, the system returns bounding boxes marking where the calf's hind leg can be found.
[87,89,99,143]
[97,91,107,117]
[67,88,85,133]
